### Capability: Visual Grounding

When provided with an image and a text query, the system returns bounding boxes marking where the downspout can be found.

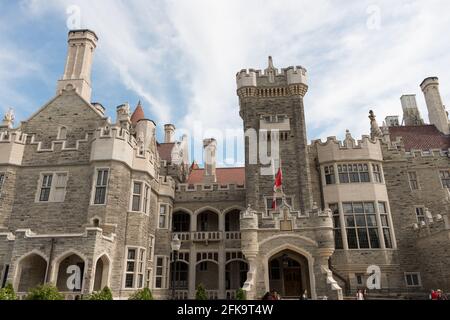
[45,238,56,283]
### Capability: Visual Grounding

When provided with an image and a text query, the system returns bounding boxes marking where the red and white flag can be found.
[272,167,283,209]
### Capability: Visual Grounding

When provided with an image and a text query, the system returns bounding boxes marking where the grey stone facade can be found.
[0,30,449,300]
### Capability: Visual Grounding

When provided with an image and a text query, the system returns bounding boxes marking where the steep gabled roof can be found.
[186,167,245,185]
[131,101,145,125]
[389,125,450,151]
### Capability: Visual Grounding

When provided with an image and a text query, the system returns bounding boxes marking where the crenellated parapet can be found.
[311,133,383,164]
[91,125,160,178]
[236,57,308,99]
[0,130,27,166]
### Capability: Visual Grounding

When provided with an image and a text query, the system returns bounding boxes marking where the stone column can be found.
[188,247,196,299]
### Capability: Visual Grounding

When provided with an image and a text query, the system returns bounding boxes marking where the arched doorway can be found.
[93,255,110,292]
[17,253,47,293]
[268,250,311,298]
[56,253,85,293]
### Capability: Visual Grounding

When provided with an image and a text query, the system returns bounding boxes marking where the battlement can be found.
[236,58,308,98]
[91,125,159,178]
[236,65,307,89]
[0,130,27,166]
[311,133,383,164]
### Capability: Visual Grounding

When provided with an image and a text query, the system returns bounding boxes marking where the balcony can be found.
[192,231,223,242]
[225,231,242,240]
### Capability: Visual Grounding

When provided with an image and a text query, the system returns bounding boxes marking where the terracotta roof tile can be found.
[389,125,450,151]
[187,167,245,185]
[131,102,145,125]
[158,143,175,162]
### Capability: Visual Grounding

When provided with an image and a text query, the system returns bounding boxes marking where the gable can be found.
[21,89,107,148]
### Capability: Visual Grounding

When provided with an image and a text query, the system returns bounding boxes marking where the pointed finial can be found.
[369,110,383,139]
[1,108,15,129]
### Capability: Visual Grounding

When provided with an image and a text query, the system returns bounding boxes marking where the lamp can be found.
[171,234,182,300]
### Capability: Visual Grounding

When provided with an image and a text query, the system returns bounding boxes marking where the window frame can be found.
[439,170,450,188]
[158,203,172,229]
[408,171,420,190]
[372,164,383,184]
[129,180,151,214]
[35,172,69,203]
[337,163,371,184]
[342,201,380,250]
[404,272,422,288]
[324,165,336,185]
[123,246,146,290]
[0,172,5,192]
[154,256,170,289]
[91,168,110,205]
[415,206,426,224]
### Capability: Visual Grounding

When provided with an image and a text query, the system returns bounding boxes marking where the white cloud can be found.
[8,0,450,161]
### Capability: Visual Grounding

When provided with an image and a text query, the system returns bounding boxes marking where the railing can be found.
[174,290,189,300]
[226,290,237,300]
[174,232,191,241]
[206,290,219,300]
[192,231,223,242]
[173,231,241,242]
[225,232,241,240]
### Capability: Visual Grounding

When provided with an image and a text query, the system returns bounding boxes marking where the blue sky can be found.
[1,0,450,166]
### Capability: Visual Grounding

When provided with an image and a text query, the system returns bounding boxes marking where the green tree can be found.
[236,288,247,300]
[87,286,113,300]
[0,283,17,300]
[25,284,64,300]
[129,287,153,300]
[195,284,208,300]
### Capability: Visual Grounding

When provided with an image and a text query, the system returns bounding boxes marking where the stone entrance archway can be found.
[268,250,311,299]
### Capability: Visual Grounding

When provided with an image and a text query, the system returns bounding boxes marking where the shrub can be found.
[87,286,113,300]
[195,284,208,300]
[0,283,17,300]
[129,287,153,300]
[25,284,64,300]
[236,288,247,300]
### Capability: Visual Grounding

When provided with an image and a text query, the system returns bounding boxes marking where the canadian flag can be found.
[272,167,283,209]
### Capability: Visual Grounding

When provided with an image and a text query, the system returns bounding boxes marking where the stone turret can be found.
[421,77,450,134]
[236,56,308,102]
[401,95,424,126]
[56,30,98,102]
[164,124,176,143]
[203,138,217,183]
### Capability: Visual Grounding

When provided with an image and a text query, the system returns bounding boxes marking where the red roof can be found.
[131,102,145,124]
[190,161,200,170]
[158,143,175,162]
[389,125,450,151]
[187,167,245,185]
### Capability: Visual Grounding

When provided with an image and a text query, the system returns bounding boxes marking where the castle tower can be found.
[236,57,313,214]
[400,95,424,126]
[420,77,450,134]
[56,29,98,102]
[164,124,176,143]
[203,138,217,183]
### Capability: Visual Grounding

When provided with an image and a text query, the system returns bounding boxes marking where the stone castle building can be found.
[0,30,449,300]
